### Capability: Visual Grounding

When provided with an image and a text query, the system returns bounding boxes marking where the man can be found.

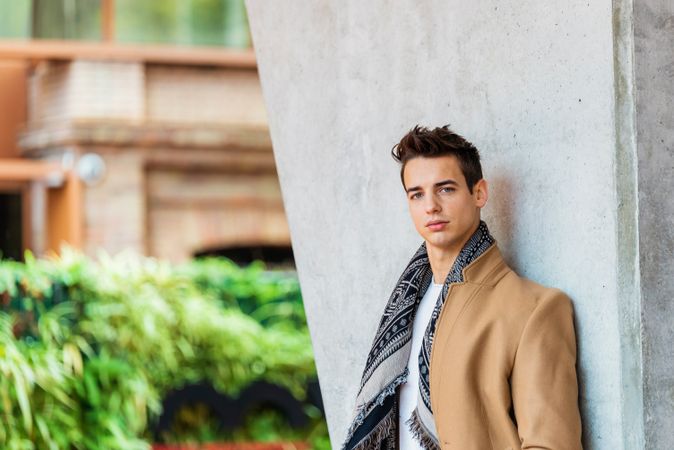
[342,125,582,450]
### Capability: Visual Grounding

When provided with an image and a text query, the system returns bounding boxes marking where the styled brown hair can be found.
[391,125,483,193]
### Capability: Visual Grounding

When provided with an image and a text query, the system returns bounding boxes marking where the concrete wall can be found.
[246,1,650,448]
[633,0,674,447]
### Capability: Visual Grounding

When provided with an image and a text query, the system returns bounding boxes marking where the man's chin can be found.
[424,236,457,251]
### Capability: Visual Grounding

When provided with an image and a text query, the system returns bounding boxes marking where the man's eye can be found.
[440,187,455,193]
[410,192,422,200]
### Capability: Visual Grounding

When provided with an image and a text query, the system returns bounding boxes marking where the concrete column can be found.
[633,0,674,447]
[245,1,669,447]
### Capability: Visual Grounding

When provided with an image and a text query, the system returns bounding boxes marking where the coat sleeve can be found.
[510,290,583,450]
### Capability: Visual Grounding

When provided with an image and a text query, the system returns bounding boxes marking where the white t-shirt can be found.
[399,278,443,449]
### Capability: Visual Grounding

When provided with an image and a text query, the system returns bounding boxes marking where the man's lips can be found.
[426,220,448,231]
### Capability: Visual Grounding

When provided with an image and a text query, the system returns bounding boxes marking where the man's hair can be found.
[391,125,483,193]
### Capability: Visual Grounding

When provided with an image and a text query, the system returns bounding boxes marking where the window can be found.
[0,0,250,48]
[195,245,296,269]
[0,192,23,261]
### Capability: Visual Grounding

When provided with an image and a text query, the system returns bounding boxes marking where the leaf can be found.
[10,367,32,433]
[63,343,83,376]
[83,371,100,408]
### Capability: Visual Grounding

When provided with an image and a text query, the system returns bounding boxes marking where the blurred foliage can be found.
[0,0,250,47]
[32,0,101,41]
[162,402,330,447]
[0,247,329,449]
[116,0,250,48]
[0,0,31,38]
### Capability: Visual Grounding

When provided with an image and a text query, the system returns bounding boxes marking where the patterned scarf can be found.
[342,221,495,450]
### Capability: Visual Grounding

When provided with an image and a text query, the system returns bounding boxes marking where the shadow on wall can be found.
[484,172,516,262]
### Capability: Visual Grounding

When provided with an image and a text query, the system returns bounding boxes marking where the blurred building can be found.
[0,0,292,264]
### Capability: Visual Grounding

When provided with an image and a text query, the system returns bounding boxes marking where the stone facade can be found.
[20,59,289,262]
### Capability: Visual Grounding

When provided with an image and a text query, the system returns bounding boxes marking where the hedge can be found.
[0,248,329,450]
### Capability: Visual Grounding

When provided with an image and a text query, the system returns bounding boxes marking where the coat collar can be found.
[461,242,510,287]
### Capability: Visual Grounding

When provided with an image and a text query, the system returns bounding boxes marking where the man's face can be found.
[403,155,488,255]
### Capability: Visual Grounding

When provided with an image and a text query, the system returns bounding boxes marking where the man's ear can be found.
[474,179,488,208]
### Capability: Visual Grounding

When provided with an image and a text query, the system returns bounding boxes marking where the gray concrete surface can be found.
[613,0,646,448]
[245,1,656,448]
[634,0,674,447]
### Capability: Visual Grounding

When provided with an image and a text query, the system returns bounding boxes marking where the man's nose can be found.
[424,195,441,214]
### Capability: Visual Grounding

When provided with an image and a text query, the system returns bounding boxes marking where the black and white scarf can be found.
[343,221,495,450]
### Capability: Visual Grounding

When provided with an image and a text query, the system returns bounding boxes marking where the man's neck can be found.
[427,221,481,284]
[427,246,458,285]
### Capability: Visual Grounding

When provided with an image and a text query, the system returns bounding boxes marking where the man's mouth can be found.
[426,220,448,231]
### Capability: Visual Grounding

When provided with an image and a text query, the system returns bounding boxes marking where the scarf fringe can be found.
[342,369,408,449]
[347,406,396,450]
[405,408,441,450]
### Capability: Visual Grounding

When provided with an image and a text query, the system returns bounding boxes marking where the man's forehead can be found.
[403,155,466,188]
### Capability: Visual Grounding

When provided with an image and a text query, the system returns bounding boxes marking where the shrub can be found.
[0,248,327,450]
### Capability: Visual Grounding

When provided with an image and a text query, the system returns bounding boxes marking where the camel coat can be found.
[428,243,582,450]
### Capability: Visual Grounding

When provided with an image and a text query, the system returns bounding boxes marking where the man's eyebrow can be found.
[434,179,459,187]
[405,179,459,194]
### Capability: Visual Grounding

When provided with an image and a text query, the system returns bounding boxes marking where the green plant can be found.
[0,247,328,449]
